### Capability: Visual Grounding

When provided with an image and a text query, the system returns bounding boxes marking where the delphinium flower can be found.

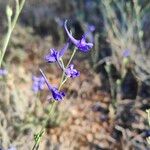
[85,24,95,43]
[122,49,130,57]
[45,41,69,63]
[88,24,95,32]
[8,146,17,150]
[84,0,95,8]
[39,69,65,101]
[122,49,130,66]
[55,17,64,27]
[32,75,45,93]
[64,20,93,52]
[65,64,80,78]
[0,68,7,76]
[44,41,69,70]
[32,19,94,150]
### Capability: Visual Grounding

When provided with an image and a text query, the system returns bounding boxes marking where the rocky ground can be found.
[0,1,150,149]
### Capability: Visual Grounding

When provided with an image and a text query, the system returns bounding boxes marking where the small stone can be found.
[86,133,93,142]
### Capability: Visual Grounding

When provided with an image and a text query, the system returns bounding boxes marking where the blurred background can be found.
[0,0,150,149]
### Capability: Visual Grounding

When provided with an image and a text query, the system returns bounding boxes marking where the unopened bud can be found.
[6,5,13,18]
[123,57,129,65]
[116,79,121,86]
[139,31,143,38]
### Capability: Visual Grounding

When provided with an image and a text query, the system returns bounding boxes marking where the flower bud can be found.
[139,30,143,38]
[105,62,111,73]
[116,79,121,86]
[6,5,13,18]
[123,57,129,65]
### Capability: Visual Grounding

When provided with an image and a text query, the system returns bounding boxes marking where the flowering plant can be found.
[32,20,94,149]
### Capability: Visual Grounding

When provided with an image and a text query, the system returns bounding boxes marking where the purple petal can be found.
[122,49,130,57]
[39,69,52,90]
[51,87,65,101]
[88,25,95,32]
[32,86,39,93]
[64,20,93,52]
[65,64,80,78]
[78,36,93,52]
[64,20,79,46]
[8,146,17,150]
[55,17,64,27]
[45,49,58,63]
[32,75,45,93]
[0,68,7,76]
[39,69,65,101]
[32,76,40,82]
[59,41,69,57]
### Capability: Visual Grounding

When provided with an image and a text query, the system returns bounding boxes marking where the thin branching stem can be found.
[0,0,26,67]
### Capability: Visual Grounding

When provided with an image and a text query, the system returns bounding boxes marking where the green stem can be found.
[0,0,26,67]
[32,101,56,150]
[147,109,150,126]
[59,47,77,88]
[66,47,77,68]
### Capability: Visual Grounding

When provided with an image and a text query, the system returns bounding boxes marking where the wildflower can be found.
[55,17,64,27]
[65,64,80,78]
[0,68,7,76]
[144,130,150,138]
[85,0,95,8]
[45,42,69,63]
[85,24,95,43]
[40,69,65,101]
[122,49,130,65]
[122,49,130,57]
[32,75,45,93]
[8,146,17,150]
[64,20,93,52]
[50,87,65,101]
[88,24,95,32]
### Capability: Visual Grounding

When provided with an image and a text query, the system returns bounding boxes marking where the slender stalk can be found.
[66,47,77,68]
[32,101,56,150]
[0,0,26,67]
[147,109,150,126]
[59,47,77,88]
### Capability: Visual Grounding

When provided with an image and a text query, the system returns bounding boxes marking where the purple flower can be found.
[45,48,59,63]
[55,17,64,27]
[8,146,16,150]
[0,68,7,76]
[39,69,65,101]
[65,64,80,78]
[88,24,95,32]
[32,75,45,93]
[85,24,96,43]
[50,87,65,101]
[64,20,93,52]
[45,42,69,63]
[122,49,130,57]
[85,0,94,8]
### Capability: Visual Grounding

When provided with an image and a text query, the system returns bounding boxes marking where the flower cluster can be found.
[36,20,94,101]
